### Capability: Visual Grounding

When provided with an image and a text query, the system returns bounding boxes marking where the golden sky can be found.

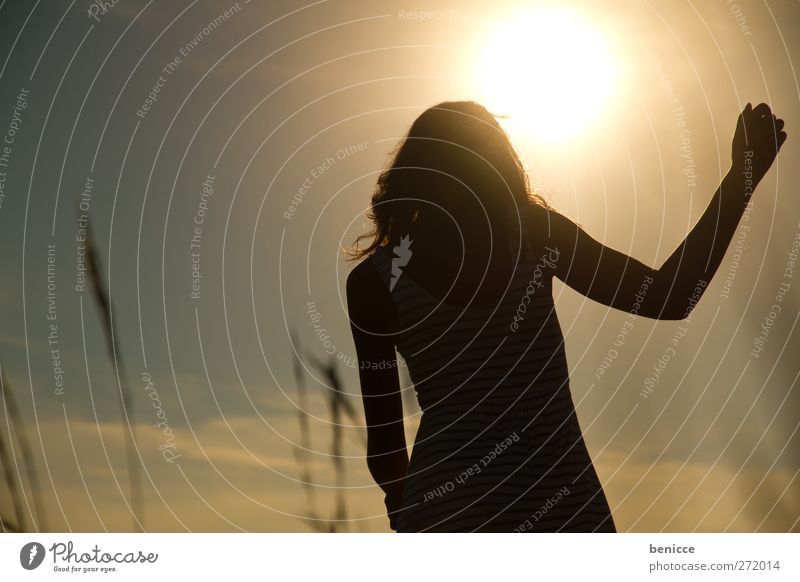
[0,0,797,532]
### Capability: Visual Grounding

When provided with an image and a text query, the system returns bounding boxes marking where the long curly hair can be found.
[348,100,550,261]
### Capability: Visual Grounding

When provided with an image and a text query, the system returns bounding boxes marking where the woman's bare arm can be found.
[346,259,408,530]
[534,102,786,319]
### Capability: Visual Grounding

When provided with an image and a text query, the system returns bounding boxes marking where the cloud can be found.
[595,449,799,532]
[0,411,389,532]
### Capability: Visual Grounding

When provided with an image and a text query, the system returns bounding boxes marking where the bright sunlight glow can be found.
[475,6,618,144]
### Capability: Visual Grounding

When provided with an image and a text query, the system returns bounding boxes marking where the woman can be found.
[346,101,785,532]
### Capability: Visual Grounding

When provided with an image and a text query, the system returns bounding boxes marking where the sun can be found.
[474,6,618,144]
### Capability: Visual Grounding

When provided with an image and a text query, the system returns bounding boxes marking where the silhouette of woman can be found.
[346,101,785,532]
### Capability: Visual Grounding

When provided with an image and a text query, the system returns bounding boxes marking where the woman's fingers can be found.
[734,102,786,161]
[752,102,771,117]
[763,116,785,138]
[752,112,784,137]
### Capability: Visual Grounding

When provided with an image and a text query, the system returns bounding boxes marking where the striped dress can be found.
[370,242,615,533]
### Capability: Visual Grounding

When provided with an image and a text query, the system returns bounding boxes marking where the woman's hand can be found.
[384,483,405,531]
[732,102,787,183]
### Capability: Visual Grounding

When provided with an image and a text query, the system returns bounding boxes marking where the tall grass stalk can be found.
[0,366,47,531]
[0,408,26,531]
[289,329,324,531]
[307,354,366,532]
[0,514,19,532]
[84,224,143,532]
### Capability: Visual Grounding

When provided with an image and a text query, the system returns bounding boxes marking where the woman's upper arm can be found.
[534,208,677,319]
[345,259,405,446]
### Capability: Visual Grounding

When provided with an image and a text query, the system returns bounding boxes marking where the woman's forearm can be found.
[367,445,408,528]
[655,102,786,318]
[656,163,753,318]
[367,444,408,501]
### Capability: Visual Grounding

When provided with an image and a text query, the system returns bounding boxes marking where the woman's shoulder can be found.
[523,204,576,251]
[346,250,398,333]
[346,248,398,308]
[517,205,576,282]
[347,252,384,293]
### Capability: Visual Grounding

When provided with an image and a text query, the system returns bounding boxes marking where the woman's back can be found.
[366,239,615,532]
[370,229,567,411]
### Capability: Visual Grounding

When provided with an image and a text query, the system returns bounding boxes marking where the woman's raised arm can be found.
[535,102,786,320]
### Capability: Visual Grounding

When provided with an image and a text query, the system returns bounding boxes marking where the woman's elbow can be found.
[638,308,684,321]
[642,282,707,320]
[662,309,690,321]
[649,300,694,320]
[666,281,709,320]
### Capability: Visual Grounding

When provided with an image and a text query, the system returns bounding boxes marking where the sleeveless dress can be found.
[369,239,616,533]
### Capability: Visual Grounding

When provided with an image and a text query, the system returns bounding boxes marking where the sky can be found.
[0,0,798,532]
